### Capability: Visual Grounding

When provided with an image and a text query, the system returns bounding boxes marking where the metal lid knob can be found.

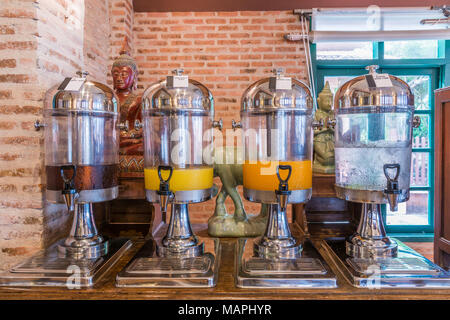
[365,65,379,73]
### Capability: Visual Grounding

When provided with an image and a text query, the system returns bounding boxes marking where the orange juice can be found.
[144,167,213,191]
[243,160,312,191]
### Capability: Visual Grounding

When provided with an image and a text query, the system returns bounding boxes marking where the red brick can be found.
[0,25,14,35]
[194,40,215,46]
[0,41,37,50]
[0,9,35,19]
[239,11,262,16]
[0,91,12,99]
[195,26,215,31]
[0,153,21,161]
[194,12,216,17]
[171,12,193,17]
[0,184,17,192]
[0,74,34,83]
[0,137,40,145]
[0,121,15,130]
[205,19,227,24]
[243,25,261,31]
[183,19,204,24]
[2,247,33,256]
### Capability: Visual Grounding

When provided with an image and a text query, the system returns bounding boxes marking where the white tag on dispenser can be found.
[172,75,188,88]
[276,77,292,90]
[366,74,393,88]
[373,74,393,87]
[60,77,86,91]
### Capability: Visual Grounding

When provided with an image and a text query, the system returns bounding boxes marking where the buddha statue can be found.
[313,81,335,174]
[111,37,144,173]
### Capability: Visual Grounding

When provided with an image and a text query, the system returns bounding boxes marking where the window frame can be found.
[311,39,450,240]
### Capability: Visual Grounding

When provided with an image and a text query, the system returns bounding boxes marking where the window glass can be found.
[412,115,430,148]
[316,42,373,60]
[323,76,356,95]
[386,191,429,225]
[384,40,439,59]
[410,152,429,187]
[396,75,430,110]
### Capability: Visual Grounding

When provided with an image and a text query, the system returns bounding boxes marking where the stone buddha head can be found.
[317,81,333,113]
[111,37,138,94]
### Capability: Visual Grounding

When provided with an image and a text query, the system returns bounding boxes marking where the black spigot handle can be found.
[383,163,400,182]
[60,165,76,194]
[157,165,173,192]
[383,163,400,193]
[276,164,292,192]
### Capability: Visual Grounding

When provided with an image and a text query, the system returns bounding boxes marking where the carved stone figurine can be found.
[208,146,268,237]
[111,37,144,173]
[313,81,335,174]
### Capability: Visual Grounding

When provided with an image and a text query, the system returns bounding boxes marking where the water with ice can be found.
[335,146,411,191]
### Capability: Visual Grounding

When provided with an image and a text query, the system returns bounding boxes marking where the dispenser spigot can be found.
[231,119,242,131]
[60,165,78,212]
[383,163,401,212]
[275,165,292,212]
[212,119,223,131]
[157,165,174,216]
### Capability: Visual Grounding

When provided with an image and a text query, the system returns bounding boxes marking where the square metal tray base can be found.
[235,238,337,289]
[324,238,450,288]
[0,238,132,288]
[116,237,220,288]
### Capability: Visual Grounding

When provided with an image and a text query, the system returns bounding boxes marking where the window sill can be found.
[387,233,434,242]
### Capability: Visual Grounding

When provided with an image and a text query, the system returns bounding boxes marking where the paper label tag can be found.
[172,75,188,88]
[59,77,85,91]
[276,77,292,90]
[366,74,393,88]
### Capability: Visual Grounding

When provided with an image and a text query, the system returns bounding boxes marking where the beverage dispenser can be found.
[116,69,221,287]
[0,71,131,287]
[234,69,337,288]
[326,65,450,288]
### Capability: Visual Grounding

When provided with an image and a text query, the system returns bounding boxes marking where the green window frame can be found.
[312,40,450,241]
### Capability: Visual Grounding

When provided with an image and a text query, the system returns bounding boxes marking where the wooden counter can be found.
[0,225,449,300]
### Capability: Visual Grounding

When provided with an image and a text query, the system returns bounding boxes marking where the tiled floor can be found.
[404,242,434,261]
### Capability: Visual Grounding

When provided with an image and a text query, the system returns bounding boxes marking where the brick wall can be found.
[0,0,110,270]
[0,3,308,270]
[107,0,134,85]
[130,11,307,222]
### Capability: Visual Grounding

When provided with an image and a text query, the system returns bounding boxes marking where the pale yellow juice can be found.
[144,167,213,191]
[243,160,312,191]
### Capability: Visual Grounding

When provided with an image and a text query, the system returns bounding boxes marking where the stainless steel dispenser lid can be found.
[45,71,119,114]
[240,69,313,112]
[334,65,414,113]
[141,69,213,114]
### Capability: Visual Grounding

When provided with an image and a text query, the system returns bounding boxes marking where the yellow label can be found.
[144,167,213,191]
[243,160,312,191]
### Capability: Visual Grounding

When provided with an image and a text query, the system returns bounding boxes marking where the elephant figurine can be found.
[208,146,269,237]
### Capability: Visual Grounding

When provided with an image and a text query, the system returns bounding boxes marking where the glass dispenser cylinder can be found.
[141,70,214,257]
[240,70,314,258]
[43,72,120,259]
[334,65,419,258]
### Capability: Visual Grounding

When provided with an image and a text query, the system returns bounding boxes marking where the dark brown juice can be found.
[46,164,119,191]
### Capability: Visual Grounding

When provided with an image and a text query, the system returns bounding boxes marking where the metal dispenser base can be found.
[116,203,220,288]
[0,201,132,288]
[0,238,131,288]
[236,204,337,288]
[236,238,337,289]
[324,202,450,288]
[324,239,450,288]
